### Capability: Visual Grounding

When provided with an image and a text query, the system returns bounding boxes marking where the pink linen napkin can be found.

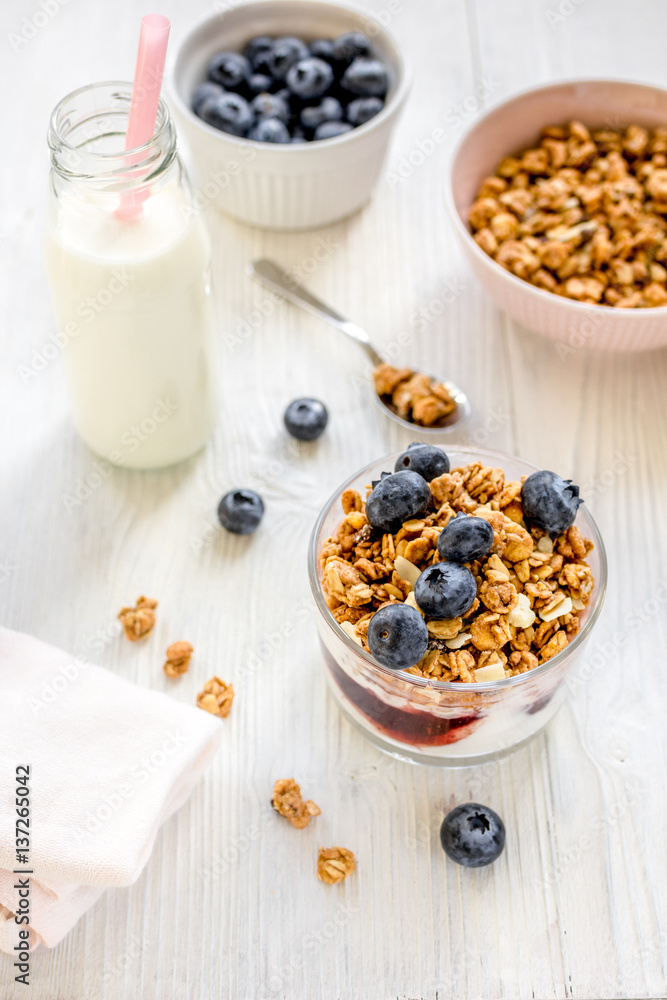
[0,626,222,950]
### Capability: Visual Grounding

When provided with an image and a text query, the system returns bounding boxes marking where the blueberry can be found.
[413,562,477,618]
[267,36,310,80]
[341,58,389,97]
[251,92,290,123]
[439,803,506,868]
[367,603,429,670]
[314,121,353,140]
[291,131,308,143]
[370,471,392,489]
[207,51,251,91]
[243,35,273,65]
[346,96,384,126]
[249,45,275,77]
[309,38,335,63]
[248,117,291,143]
[332,31,372,64]
[284,398,328,440]
[248,73,274,97]
[394,442,450,482]
[365,470,431,533]
[521,470,583,537]
[192,81,224,115]
[437,514,494,564]
[301,96,343,132]
[217,489,264,535]
[286,57,334,100]
[198,93,254,136]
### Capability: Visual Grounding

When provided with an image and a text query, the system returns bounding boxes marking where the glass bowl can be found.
[308,446,607,766]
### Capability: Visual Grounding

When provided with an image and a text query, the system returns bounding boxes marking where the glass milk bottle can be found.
[44,82,219,469]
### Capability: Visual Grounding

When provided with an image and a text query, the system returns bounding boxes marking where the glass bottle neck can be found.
[48,81,177,195]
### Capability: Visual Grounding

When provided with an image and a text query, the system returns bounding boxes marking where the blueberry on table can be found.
[248,73,273,97]
[367,603,429,670]
[301,97,344,132]
[248,117,291,143]
[267,36,310,80]
[342,58,389,97]
[365,470,431,533]
[286,57,334,100]
[521,470,583,537]
[314,121,353,140]
[414,562,477,618]
[192,81,224,115]
[440,803,506,868]
[346,96,384,126]
[437,513,494,564]
[394,442,450,482]
[332,31,372,64]
[284,398,328,440]
[207,51,251,91]
[309,38,335,63]
[251,92,290,123]
[218,489,264,535]
[243,35,274,65]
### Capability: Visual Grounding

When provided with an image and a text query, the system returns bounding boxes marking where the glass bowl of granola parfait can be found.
[308,445,606,766]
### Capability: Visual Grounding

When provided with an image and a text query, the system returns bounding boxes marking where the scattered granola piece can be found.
[317,846,356,884]
[163,641,194,678]
[196,676,234,718]
[118,596,158,641]
[272,779,321,829]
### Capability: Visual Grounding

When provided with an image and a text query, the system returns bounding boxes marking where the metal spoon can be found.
[248,258,471,433]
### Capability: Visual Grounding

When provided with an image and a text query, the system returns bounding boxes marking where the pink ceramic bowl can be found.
[446,79,667,353]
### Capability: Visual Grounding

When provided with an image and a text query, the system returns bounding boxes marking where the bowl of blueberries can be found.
[169,0,410,229]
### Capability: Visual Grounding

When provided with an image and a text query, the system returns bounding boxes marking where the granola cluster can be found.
[118,595,158,640]
[196,676,235,718]
[271,778,321,829]
[469,120,667,307]
[373,364,457,427]
[317,846,356,885]
[320,462,595,682]
[163,640,194,678]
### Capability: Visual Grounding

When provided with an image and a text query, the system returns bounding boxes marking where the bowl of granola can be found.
[446,79,667,351]
[308,445,606,766]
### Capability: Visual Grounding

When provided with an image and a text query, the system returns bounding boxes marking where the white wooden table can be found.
[2,0,667,997]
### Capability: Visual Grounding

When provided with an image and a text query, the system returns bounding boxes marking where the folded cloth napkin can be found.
[0,626,222,950]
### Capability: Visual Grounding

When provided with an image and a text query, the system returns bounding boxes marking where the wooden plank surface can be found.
[1,0,667,997]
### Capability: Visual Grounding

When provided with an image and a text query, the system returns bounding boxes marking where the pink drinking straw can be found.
[117,13,171,219]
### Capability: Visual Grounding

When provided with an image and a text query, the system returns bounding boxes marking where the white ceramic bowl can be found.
[446,79,667,352]
[169,0,410,230]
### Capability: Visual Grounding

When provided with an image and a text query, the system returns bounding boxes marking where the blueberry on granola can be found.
[365,470,431,533]
[284,398,328,440]
[394,442,450,482]
[440,803,505,867]
[437,513,494,563]
[367,603,428,670]
[217,489,264,534]
[521,470,583,537]
[414,562,477,619]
